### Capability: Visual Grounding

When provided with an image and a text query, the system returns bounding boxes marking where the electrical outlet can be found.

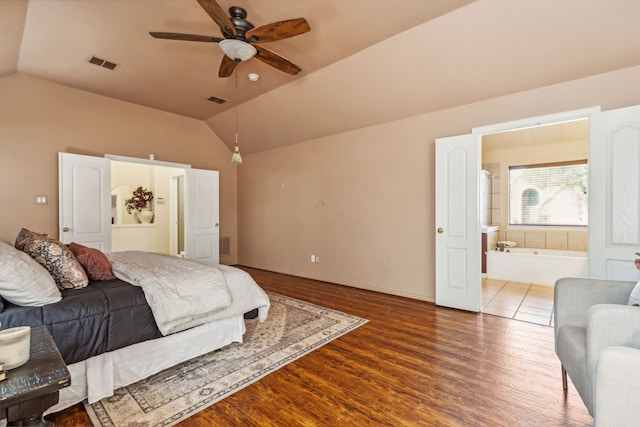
[315,256,319,263]
[310,255,316,263]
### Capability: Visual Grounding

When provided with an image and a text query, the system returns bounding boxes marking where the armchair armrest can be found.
[594,346,640,427]
[584,304,640,416]
[554,277,636,343]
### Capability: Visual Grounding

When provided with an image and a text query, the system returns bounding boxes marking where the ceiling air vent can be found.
[88,56,119,70]
[207,96,227,104]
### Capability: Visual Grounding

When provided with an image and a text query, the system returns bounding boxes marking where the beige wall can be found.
[4,65,640,302]
[238,65,640,302]
[0,74,238,264]
[0,0,26,76]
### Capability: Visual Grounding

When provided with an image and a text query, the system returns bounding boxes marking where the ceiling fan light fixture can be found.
[219,39,257,62]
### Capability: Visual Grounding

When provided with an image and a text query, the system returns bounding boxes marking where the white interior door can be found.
[186,168,220,263]
[589,105,640,280]
[58,152,111,251]
[435,134,481,311]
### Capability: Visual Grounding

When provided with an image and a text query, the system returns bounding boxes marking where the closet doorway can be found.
[111,160,185,255]
[59,152,220,263]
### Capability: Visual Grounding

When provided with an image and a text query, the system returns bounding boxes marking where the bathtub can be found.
[486,247,588,287]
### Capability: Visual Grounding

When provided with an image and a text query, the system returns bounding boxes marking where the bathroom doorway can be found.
[435,107,597,313]
[479,119,589,323]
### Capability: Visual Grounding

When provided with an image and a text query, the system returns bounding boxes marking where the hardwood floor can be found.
[47,267,592,426]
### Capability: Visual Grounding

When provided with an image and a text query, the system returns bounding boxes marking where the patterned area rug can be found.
[85,292,367,427]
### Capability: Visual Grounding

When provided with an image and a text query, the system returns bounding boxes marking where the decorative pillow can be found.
[628,280,640,306]
[0,240,62,306]
[14,227,48,251]
[67,242,116,281]
[15,228,89,290]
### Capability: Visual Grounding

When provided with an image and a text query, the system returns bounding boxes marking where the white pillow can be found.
[0,241,62,306]
[627,280,640,306]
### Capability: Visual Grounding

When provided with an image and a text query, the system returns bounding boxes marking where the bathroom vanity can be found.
[482,226,499,274]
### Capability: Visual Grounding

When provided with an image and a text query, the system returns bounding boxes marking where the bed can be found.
[0,233,270,414]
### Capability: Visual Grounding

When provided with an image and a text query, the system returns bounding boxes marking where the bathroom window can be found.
[508,160,588,226]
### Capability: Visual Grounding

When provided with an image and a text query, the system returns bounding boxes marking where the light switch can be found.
[35,195,48,205]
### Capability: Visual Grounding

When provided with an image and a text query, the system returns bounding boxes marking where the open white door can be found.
[589,105,640,280]
[185,168,219,263]
[58,153,111,251]
[435,134,481,311]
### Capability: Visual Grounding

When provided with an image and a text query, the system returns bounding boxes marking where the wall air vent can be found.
[219,237,231,256]
[207,96,227,104]
[88,56,119,70]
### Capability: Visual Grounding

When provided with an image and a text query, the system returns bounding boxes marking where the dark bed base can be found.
[1,279,259,366]
[243,308,259,319]
[0,279,162,365]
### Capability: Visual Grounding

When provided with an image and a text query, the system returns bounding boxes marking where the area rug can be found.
[84,292,367,427]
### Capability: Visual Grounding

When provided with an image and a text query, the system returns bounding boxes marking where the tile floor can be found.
[482,278,555,326]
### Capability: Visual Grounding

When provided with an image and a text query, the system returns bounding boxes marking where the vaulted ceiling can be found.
[3,0,640,154]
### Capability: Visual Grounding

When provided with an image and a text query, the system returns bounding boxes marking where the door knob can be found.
[437,227,444,234]
[214,223,219,227]
[62,227,70,232]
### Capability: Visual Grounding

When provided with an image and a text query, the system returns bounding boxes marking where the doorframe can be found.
[104,154,191,170]
[170,175,186,257]
[471,107,600,136]
[444,106,601,308]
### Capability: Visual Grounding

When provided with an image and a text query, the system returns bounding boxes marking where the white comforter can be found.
[107,251,269,335]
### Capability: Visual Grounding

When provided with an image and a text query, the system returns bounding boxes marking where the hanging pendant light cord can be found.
[231,70,243,164]
[235,70,238,146]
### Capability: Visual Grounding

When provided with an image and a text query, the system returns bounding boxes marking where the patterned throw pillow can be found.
[14,227,45,251]
[15,228,89,290]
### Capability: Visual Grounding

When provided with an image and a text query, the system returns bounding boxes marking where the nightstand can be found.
[0,326,71,426]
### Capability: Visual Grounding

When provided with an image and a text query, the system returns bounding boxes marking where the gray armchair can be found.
[553,277,640,420]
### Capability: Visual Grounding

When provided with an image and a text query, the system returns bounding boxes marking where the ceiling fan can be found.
[150,0,310,78]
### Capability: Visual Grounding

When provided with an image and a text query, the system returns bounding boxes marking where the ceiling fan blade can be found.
[254,45,302,75]
[219,55,238,78]
[196,0,237,37]
[149,32,223,43]
[245,18,310,43]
